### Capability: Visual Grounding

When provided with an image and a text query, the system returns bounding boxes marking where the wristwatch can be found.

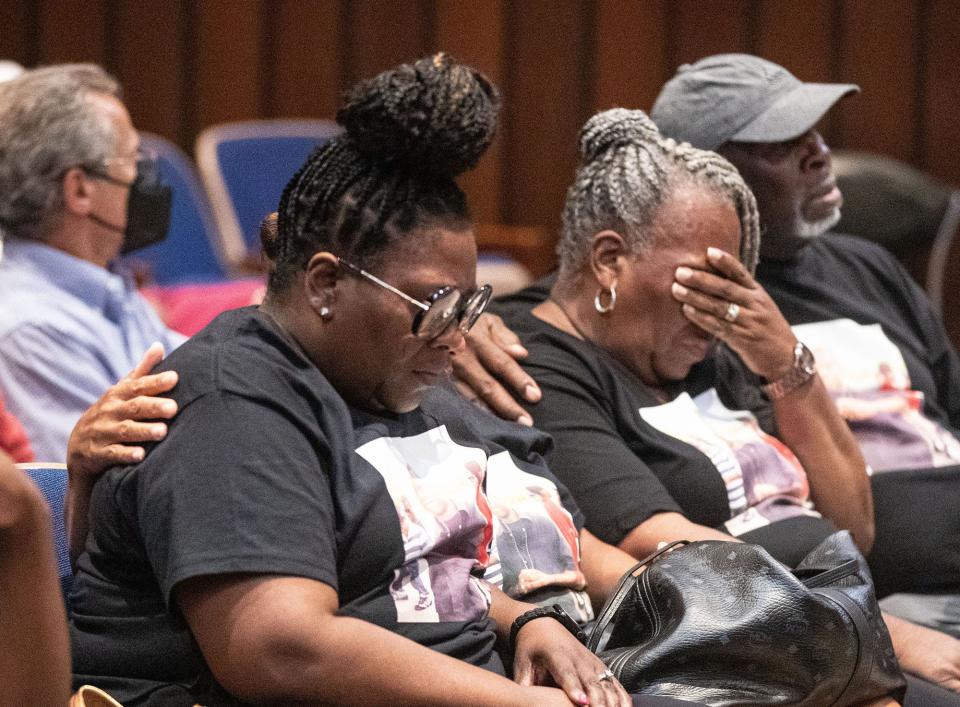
[762,340,816,401]
[509,604,587,651]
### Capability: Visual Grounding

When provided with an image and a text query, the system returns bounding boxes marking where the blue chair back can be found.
[196,120,342,272]
[18,463,72,599]
[123,132,227,285]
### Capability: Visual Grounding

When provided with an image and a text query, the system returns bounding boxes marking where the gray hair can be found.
[557,108,760,278]
[0,64,121,241]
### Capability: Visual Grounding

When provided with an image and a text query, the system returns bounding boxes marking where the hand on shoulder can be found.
[451,312,541,425]
[67,342,178,479]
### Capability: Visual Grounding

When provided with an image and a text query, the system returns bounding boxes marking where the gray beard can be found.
[795,208,841,239]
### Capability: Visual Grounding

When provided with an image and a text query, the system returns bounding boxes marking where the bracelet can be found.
[509,604,588,652]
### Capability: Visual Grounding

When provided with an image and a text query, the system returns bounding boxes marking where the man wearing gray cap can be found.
[653,53,960,641]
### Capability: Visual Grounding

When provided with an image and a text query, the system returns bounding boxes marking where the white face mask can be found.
[794,207,841,240]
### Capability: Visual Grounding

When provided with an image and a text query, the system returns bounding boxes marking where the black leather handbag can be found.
[588,532,906,706]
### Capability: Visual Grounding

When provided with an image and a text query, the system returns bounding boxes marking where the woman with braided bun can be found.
[68,57,692,707]
[495,108,873,568]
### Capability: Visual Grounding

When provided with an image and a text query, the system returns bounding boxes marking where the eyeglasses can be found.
[337,257,492,341]
[83,147,159,188]
[100,146,158,168]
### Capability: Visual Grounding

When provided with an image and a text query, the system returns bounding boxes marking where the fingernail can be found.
[152,424,167,439]
[675,266,692,281]
[576,692,590,705]
[159,371,177,384]
[671,282,688,296]
[131,447,145,461]
[523,383,541,402]
[682,303,695,315]
[707,247,723,259]
[508,344,527,356]
[161,401,177,415]
[516,413,533,427]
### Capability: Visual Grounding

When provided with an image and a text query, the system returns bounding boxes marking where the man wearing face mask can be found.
[0,64,183,461]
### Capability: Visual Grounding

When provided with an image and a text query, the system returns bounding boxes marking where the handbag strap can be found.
[796,559,860,588]
[814,588,875,707]
[587,540,689,652]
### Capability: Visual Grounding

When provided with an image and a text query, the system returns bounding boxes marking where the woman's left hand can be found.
[672,247,797,381]
[513,618,631,707]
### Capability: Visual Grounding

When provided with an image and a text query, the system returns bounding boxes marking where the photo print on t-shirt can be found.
[794,319,960,472]
[639,390,816,536]
[482,451,586,595]
[355,425,493,624]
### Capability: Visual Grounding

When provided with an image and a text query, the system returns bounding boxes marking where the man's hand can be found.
[514,617,630,707]
[450,312,541,425]
[885,613,960,693]
[67,342,178,480]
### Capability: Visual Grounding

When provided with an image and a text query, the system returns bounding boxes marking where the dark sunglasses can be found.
[337,257,492,341]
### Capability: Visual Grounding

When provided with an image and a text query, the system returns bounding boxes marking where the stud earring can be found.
[310,297,332,319]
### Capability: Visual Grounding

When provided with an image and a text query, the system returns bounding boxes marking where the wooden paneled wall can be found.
[2,0,959,238]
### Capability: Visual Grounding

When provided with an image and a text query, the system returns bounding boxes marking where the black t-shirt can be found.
[756,233,960,436]
[498,255,960,594]
[756,233,960,594]
[71,308,582,706]
[493,295,834,567]
[421,386,594,621]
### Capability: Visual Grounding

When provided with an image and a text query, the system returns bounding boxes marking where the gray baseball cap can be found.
[651,54,859,151]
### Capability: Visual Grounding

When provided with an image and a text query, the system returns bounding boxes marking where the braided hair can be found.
[270,54,500,291]
[557,108,760,278]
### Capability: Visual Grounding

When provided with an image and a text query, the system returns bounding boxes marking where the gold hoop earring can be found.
[594,283,617,314]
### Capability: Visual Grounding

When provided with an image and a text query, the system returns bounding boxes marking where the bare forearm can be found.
[883,611,960,691]
[0,469,71,706]
[617,512,738,560]
[67,474,95,563]
[884,612,921,669]
[773,376,874,553]
[184,576,552,707]
[488,583,539,646]
[579,529,637,608]
[253,614,536,707]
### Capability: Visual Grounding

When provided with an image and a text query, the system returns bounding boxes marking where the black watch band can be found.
[509,604,587,651]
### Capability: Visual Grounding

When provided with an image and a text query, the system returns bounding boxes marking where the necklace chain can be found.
[546,297,675,404]
[547,296,592,342]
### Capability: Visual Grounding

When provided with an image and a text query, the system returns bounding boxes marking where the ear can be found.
[588,230,629,289]
[303,251,341,318]
[61,167,95,216]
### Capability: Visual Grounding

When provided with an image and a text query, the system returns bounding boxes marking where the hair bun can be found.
[579,108,661,162]
[337,53,500,178]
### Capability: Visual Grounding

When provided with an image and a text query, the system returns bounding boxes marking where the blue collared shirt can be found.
[0,240,185,461]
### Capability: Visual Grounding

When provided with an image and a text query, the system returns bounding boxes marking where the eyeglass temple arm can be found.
[336,258,429,311]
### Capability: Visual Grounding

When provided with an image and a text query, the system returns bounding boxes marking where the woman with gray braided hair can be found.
[496,108,873,568]
[68,56,685,707]
[487,108,960,705]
